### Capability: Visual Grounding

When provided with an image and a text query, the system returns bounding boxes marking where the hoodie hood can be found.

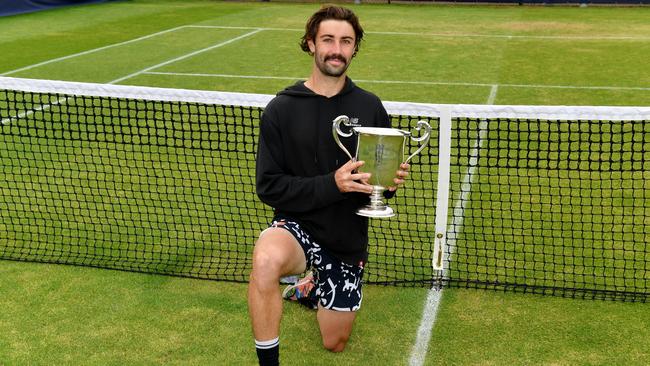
[275,77,357,170]
[277,77,357,98]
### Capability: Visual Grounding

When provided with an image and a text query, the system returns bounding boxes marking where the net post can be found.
[432,107,452,271]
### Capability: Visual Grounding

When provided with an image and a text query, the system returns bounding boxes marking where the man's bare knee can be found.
[317,307,356,353]
[251,248,280,276]
[250,250,282,289]
[250,228,306,290]
[322,335,349,353]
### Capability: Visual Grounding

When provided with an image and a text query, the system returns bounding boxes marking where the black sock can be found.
[255,338,279,366]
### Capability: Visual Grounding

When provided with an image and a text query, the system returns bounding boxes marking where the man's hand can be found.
[387,163,410,192]
[335,160,374,194]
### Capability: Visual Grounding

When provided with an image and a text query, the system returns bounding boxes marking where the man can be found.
[248,5,409,365]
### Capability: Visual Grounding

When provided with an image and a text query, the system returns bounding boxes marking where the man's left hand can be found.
[387,163,410,192]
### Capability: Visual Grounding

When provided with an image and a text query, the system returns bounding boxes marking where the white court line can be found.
[2,28,263,124]
[1,26,189,77]
[0,96,69,125]
[2,24,647,77]
[1,26,193,122]
[488,84,499,105]
[409,289,445,366]
[143,71,650,91]
[408,86,494,366]
[369,30,650,41]
[109,29,262,84]
[186,25,650,41]
[145,71,301,81]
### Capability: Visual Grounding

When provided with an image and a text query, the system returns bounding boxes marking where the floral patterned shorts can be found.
[269,217,365,312]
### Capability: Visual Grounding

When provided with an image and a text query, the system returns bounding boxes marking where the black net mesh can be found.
[447,117,649,301]
[0,88,439,285]
[1,86,648,302]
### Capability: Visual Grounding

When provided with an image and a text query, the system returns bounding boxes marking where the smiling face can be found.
[308,19,357,78]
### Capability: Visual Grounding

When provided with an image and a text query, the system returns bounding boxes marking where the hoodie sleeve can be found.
[256,111,345,213]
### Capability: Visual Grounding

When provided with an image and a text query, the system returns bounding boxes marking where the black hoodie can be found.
[256,78,391,264]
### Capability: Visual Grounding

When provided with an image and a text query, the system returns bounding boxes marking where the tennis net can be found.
[1,77,649,302]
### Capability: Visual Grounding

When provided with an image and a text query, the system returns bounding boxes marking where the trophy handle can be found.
[332,115,357,161]
[404,120,431,164]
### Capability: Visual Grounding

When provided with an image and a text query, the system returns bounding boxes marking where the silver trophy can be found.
[332,115,431,218]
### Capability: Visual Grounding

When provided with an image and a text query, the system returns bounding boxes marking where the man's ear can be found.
[307,39,315,55]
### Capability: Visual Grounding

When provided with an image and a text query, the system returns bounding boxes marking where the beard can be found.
[314,52,351,77]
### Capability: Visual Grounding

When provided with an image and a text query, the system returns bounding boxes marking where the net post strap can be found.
[433,107,452,271]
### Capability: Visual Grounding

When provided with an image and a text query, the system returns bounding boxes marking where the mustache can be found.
[324,54,347,64]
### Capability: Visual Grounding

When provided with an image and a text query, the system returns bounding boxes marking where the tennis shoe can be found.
[282,271,318,310]
[280,275,299,285]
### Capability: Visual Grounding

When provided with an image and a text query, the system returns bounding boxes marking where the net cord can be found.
[1,76,649,121]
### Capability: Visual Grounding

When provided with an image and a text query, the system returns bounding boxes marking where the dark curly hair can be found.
[300,5,364,57]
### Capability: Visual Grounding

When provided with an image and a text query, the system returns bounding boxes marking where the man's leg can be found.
[248,227,306,364]
[317,307,357,353]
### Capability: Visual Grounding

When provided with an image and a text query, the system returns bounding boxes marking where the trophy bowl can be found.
[332,116,431,218]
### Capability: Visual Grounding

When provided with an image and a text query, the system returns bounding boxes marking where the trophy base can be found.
[356,205,395,218]
[357,186,395,218]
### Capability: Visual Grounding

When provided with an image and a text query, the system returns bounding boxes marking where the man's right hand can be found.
[334,160,374,194]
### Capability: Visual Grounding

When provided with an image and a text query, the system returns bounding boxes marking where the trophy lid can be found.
[354,127,409,136]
